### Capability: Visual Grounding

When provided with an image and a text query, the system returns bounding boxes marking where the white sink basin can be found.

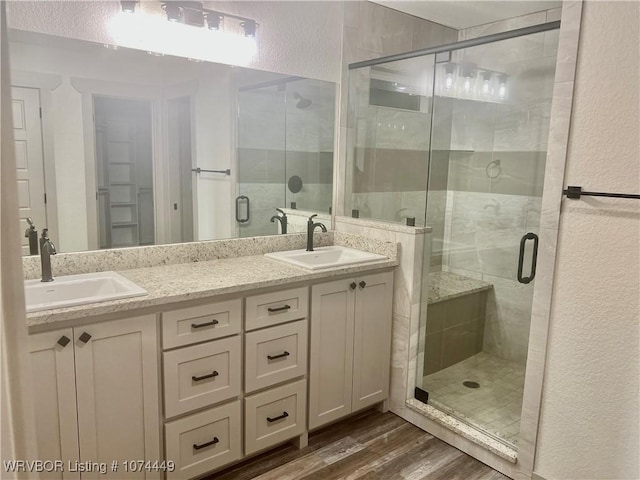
[265,246,388,270]
[25,271,147,313]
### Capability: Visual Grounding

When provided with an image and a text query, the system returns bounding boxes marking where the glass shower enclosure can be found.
[345,22,560,447]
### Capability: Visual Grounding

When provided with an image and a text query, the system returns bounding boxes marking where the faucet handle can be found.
[26,217,35,227]
[41,228,49,239]
[276,208,286,216]
[308,214,318,222]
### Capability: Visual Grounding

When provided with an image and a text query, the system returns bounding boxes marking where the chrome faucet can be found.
[270,208,288,234]
[306,214,327,252]
[39,229,57,282]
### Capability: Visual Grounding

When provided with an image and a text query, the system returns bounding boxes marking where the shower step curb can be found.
[406,398,517,463]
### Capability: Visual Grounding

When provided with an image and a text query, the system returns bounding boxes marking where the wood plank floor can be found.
[207,409,509,480]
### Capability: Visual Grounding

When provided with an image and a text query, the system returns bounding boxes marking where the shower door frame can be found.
[343,4,584,478]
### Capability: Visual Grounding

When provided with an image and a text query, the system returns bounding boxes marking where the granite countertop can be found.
[27,254,397,328]
[427,271,493,304]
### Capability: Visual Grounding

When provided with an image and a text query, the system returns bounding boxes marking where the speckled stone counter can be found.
[26,232,398,329]
[427,271,493,304]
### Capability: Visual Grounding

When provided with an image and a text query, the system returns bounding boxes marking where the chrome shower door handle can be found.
[517,232,539,284]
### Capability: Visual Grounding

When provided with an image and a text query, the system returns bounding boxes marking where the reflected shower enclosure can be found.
[345,23,560,447]
[237,77,335,237]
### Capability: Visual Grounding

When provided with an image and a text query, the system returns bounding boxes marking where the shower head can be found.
[293,92,312,109]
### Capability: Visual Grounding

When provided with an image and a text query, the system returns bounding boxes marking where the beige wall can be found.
[535,2,639,478]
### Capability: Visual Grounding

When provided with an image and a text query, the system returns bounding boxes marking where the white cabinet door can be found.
[74,315,161,479]
[309,279,355,430]
[352,271,393,411]
[29,329,80,480]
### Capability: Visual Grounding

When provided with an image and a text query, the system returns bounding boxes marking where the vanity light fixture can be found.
[205,13,222,30]
[159,2,258,37]
[241,20,257,37]
[163,2,182,22]
[120,1,137,13]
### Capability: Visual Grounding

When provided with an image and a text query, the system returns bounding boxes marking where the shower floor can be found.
[422,352,525,445]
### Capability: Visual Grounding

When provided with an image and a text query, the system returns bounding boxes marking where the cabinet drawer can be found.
[165,401,241,480]
[245,287,308,331]
[244,379,306,456]
[245,320,307,393]
[163,336,241,418]
[162,299,241,349]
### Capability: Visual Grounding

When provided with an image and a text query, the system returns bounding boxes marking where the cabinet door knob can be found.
[349,282,357,290]
[57,335,71,347]
[78,332,92,343]
[359,281,367,289]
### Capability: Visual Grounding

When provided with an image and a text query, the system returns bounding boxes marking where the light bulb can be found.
[445,73,454,90]
[497,74,508,100]
[463,77,471,93]
[482,81,490,95]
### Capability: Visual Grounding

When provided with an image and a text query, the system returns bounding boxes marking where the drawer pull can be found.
[267,351,290,361]
[191,319,219,329]
[267,411,289,423]
[192,371,219,382]
[57,335,71,347]
[193,437,219,451]
[267,304,291,314]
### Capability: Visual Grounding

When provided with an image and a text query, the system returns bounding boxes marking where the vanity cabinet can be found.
[309,271,393,430]
[27,265,393,479]
[28,315,161,480]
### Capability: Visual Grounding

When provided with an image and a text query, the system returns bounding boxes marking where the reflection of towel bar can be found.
[192,168,231,176]
[563,185,640,200]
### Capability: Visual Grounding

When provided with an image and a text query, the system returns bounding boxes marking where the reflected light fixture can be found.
[120,1,137,13]
[462,65,475,93]
[481,71,492,96]
[444,63,455,90]
[498,74,508,99]
[241,20,257,37]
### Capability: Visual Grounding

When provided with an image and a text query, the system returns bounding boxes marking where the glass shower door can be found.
[345,54,436,226]
[236,84,286,237]
[416,29,558,447]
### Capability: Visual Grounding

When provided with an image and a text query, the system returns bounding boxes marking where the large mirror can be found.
[9,29,335,254]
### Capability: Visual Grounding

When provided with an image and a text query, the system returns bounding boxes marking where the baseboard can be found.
[532,473,548,480]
